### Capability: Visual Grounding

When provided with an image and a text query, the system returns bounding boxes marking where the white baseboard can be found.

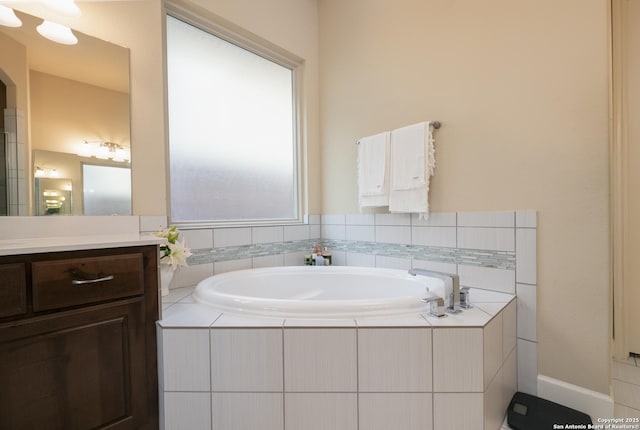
[537,374,613,421]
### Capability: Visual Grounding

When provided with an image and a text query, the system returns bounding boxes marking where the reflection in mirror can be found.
[0,8,130,215]
[82,164,131,216]
[34,177,72,216]
[0,106,25,215]
[33,150,130,216]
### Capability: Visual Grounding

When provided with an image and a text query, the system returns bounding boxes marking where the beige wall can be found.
[318,0,611,394]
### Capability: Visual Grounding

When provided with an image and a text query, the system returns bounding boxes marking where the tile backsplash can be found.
[159,211,535,292]
[168,212,532,281]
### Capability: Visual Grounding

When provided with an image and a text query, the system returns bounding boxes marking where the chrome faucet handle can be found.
[409,268,461,314]
[459,286,472,309]
[447,275,461,314]
[422,296,447,318]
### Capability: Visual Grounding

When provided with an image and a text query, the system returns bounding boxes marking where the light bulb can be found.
[96,144,110,159]
[0,5,21,27]
[112,148,127,162]
[37,20,78,45]
[78,141,92,157]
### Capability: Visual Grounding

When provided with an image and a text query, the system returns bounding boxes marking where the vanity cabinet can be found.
[0,245,159,430]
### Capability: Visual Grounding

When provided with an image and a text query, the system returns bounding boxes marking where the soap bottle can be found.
[322,247,332,266]
[309,243,320,265]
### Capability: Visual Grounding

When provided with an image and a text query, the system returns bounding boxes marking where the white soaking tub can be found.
[193,265,444,318]
[162,265,517,430]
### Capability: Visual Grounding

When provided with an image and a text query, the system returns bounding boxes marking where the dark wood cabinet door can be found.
[0,263,27,318]
[0,298,147,430]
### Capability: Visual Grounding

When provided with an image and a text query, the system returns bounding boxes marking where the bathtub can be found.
[193,265,444,318]
[162,266,517,430]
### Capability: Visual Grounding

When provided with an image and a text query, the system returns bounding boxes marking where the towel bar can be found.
[356,121,441,144]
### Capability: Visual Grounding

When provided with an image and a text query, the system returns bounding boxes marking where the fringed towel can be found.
[358,131,391,209]
[388,121,436,218]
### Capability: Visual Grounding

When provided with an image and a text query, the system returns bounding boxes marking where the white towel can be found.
[389,121,436,217]
[358,131,391,209]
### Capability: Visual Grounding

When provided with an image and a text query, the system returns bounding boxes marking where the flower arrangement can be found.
[153,226,193,271]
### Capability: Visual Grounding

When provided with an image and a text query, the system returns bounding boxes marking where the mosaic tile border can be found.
[323,239,515,269]
[187,239,317,265]
[187,238,515,270]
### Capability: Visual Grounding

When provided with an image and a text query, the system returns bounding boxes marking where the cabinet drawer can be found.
[0,263,27,318]
[32,253,144,312]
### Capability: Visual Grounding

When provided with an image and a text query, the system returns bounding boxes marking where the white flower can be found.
[153,226,179,243]
[155,226,192,271]
[161,239,193,271]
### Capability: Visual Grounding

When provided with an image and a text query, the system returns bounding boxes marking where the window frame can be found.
[164,2,306,228]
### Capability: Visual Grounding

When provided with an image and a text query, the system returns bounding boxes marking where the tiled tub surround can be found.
[159,289,517,430]
[159,210,538,396]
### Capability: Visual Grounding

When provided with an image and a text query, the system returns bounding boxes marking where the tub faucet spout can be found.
[408,268,461,314]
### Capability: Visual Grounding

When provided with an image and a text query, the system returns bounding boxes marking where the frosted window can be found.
[166,15,297,223]
[82,164,131,216]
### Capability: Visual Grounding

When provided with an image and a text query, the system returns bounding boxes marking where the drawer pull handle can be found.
[71,275,115,285]
[69,269,115,285]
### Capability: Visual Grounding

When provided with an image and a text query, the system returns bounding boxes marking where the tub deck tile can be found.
[466,288,514,303]
[213,313,285,327]
[473,299,516,317]
[158,303,222,328]
[162,286,196,304]
[422,306,494,327]
[356,315,431,327]
[284,318,357,327]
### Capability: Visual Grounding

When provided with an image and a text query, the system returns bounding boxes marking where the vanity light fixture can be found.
[34,166,62,178]
[79,140,130,163]
[37,20,78,45]
[100,141,129,162]
[0,5,22,27]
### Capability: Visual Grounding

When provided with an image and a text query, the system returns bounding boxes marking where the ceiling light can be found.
[41,0,81,18]
[0,5,22,27]
[37,20,78,45]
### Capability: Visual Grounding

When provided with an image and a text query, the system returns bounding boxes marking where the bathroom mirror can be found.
[0,8,130,215]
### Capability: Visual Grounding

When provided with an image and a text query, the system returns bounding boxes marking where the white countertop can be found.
[0,234,165,256]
